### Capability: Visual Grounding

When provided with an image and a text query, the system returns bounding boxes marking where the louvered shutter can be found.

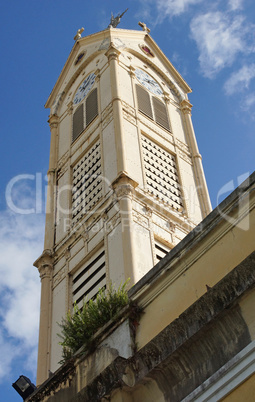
[155,239,171,264]
[153,97,170,131]
[73,104,84,141]
[72,248,106,309]
[86,88,98,127]
[136,84,153,119]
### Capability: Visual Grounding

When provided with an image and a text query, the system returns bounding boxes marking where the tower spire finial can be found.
[108,8,128,28]
[74,27,84,41]
[138,21,151,33]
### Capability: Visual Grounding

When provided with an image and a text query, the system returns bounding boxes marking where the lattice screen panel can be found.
[72,247,106,309]
[154,239,171,264]
[72,140,102,225]
[141,135,183,211]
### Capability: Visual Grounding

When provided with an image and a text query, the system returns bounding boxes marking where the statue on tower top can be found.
[108,8,128,28]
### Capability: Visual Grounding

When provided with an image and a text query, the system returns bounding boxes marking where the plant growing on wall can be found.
[58,281,130,362]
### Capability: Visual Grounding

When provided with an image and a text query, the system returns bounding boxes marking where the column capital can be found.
[163,92,171,104]
[95,69,101,82]
[64,247,71,262]
[105,43,121,62]
[48,114,59,129]
[111,172,139,200]
[34,249,53,279]
[67,101,73,115]
[181,99,193,114]
[129,65,136,78]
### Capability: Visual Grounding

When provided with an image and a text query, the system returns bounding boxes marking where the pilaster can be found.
[105,44,127,175]
[44,115,59,250]
[181,99,212,217]
[34,250,53,385]
[111,173,138,285]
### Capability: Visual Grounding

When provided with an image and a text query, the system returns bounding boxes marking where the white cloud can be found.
[155,0,203,18]
[224,64,255,95]
[228,0,244,11]
[242,93,255,119]
[243,93,255,108]
[0,330,19,380]
[190,12,253,78]
[0,210,44,382]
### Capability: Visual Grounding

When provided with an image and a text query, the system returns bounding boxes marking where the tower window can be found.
[153,97,170,131]
[136,84,153,119]
[72,140,103,224]
[86,88,98,127]
[73,104,84,142]
[72,247,106,309]
[136,84,171,132]
[141,135,183,211]
[72,88,98,142]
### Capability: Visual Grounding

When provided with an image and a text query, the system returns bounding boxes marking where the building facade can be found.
[34,25,211,387]
[30,172,255,402]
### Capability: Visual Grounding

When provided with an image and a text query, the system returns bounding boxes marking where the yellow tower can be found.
[34,24,211,385]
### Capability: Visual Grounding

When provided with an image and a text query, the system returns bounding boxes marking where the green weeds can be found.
[58,281,129,363]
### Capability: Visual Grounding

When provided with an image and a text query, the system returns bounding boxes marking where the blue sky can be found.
[0,0,254,400]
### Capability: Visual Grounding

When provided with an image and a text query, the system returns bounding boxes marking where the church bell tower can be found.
[34,22,211,385]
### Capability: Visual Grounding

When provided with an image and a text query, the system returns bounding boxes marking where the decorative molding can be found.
[128,65,136,78]
[163,92,170,104]
[145,205,152,217]
[81,229,89,242]
[133,210,149,229]
[53,266,66,288]
[71,122,101,156]
[175,138,192,165]
[139,114,174,145]
[64,248,71,261]
[106,213,121,234]
[57,151,69,178]
[67,101,73,115]
[102,103,113,129]
[122,101,136,125]
[168,221,176,232]
[95,69,101,82]
[175,139,190,155]
[152,219,172,237]
[178,148,192,165]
